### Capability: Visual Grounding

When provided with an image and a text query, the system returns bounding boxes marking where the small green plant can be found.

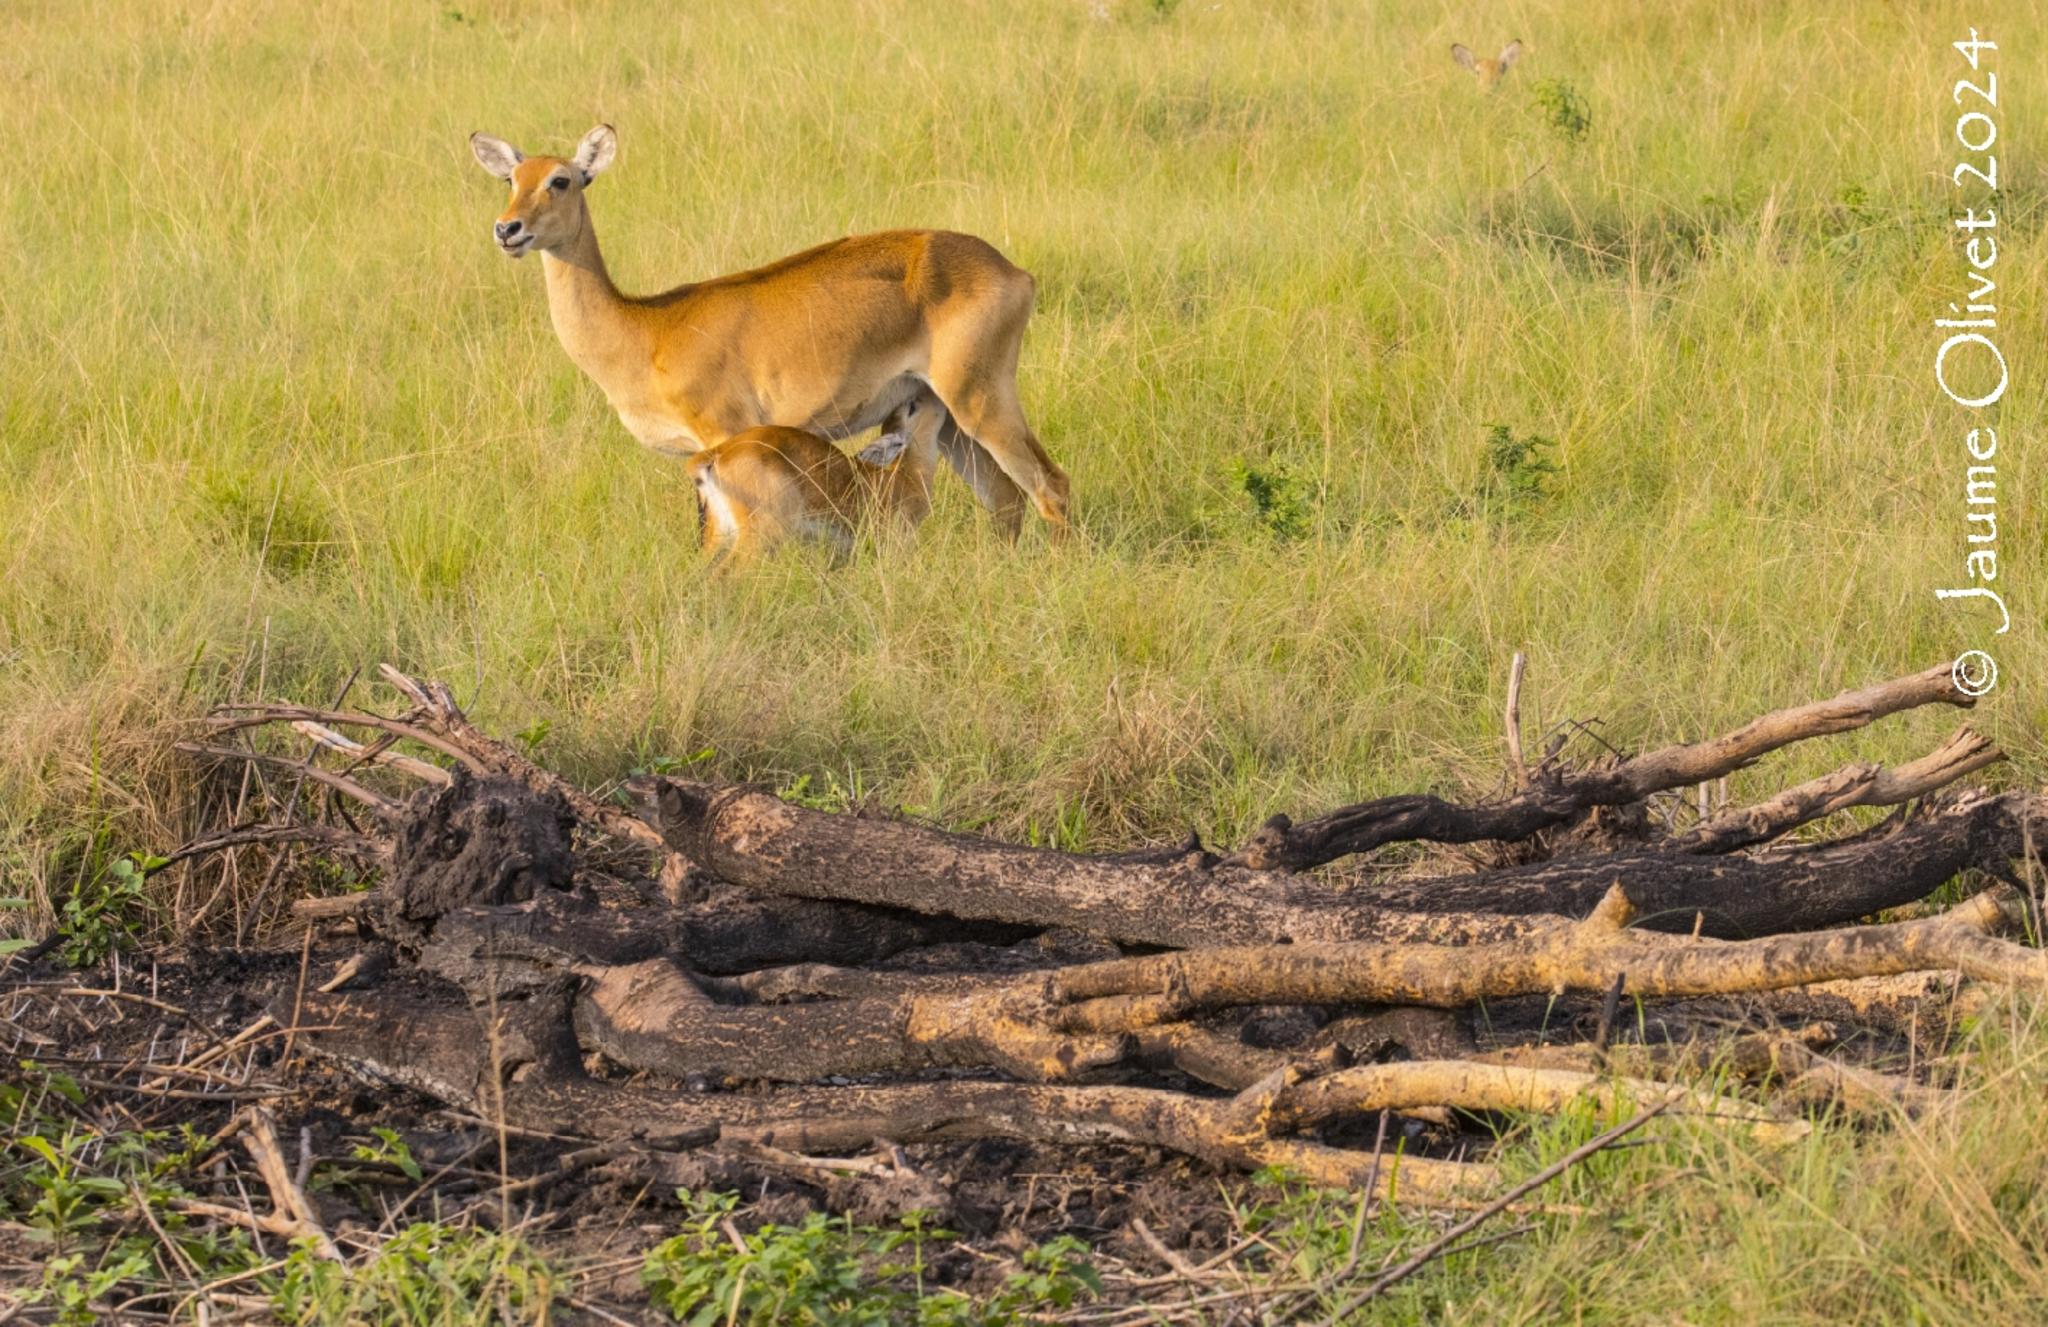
[513,718,553,753]
[59,851,162,968]
[631,747,716,779]
[1232,460,1314,541]
[1452,424,1561,521]
[16,1130,126,1246]
[29,1249,151,1327]
[982,1236,1102,1318]
[3,1066,255,1321]
[1530,77,1591,143]
[1025,798,1091,853]
[1146,0,1183,18]
[274,1221,558,1326]
[1820,182,1884,257]
[776,770,861,813]
[351,1127,424,1182]
[641,1190,1099,1325]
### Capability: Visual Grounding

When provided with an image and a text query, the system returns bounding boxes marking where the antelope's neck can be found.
[539,210,649,393]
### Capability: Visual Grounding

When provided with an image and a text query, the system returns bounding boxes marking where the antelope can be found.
[468,125,1069,539]
[686,387,944,565]
[1450,40,1524,90]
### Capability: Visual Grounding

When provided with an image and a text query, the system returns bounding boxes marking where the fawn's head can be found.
[468,125,617,258]
[1450,40,1524,90]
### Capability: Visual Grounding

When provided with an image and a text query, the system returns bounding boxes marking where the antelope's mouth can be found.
[498,235,536,258]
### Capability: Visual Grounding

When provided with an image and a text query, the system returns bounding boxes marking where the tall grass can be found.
[1399,999,2048,1325]
[3,5,2046,1316]
[1,0,2040,905]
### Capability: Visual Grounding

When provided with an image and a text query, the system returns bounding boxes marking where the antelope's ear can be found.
[1498,40,1525,69]
[470,132,523,181]
[1450,43,1477,72]
[573,124,618,181]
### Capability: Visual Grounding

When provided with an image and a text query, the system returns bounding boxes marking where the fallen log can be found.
[1357,788,2041,937]
[1046,886,2048,1027]
[654,780,1542,948]
[654,779,2038,943]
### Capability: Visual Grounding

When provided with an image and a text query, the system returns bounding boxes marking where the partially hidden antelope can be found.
[687,387,945,566]
[468,124,1069,539]
[1450,39,1524,90]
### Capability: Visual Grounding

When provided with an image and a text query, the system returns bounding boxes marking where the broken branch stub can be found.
[1233,663,1975,872]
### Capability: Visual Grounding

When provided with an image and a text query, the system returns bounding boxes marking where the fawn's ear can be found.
[470,133,523,181]
[1450,43,1477,72]
[573,124,618,182]
[1498,40,1525,69]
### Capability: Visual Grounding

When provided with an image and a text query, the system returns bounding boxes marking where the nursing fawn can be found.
[685,388,945,565]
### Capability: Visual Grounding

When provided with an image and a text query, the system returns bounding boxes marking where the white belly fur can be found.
[697,483,740,540]
[616,406,701,456]
[615,371,928,454]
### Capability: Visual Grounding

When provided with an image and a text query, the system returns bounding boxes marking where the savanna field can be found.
[4,0,2048,1321]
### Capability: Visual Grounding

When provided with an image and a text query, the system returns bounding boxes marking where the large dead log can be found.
[351,877,2045,1097]
[657,781,1556,948]
[654,781,2039,945]
[571,956,1129,1084]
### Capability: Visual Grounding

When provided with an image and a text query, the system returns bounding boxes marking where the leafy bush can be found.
[1530,77,1591,143]
[1452,424,1562,520]
[1232,460,1315,541]
[59,851,163,968]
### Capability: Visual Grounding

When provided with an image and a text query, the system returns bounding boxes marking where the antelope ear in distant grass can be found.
[1450,39,1524,90]
[686,388,948,568]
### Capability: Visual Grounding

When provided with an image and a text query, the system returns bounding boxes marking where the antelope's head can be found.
[468,124,617,258]
[1450,40,1524,91]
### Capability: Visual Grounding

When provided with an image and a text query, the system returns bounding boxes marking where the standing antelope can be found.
[687,387,944,565]
[1450,40,1524,90]
[468,124,1070,538]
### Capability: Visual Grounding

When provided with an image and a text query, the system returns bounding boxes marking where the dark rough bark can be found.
[380,772,577,944]
[657,781,2038,946]
[655,781,1545,949]
[677,893,1035,974]
[1367,790,2038,938]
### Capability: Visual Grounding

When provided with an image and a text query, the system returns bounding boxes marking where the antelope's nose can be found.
[494,219,525,243]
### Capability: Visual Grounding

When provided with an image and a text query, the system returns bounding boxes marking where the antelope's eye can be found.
[548,175,571,191]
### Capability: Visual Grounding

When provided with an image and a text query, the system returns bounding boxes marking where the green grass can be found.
[2,0,2044,1318]
[3,0,2039,888]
